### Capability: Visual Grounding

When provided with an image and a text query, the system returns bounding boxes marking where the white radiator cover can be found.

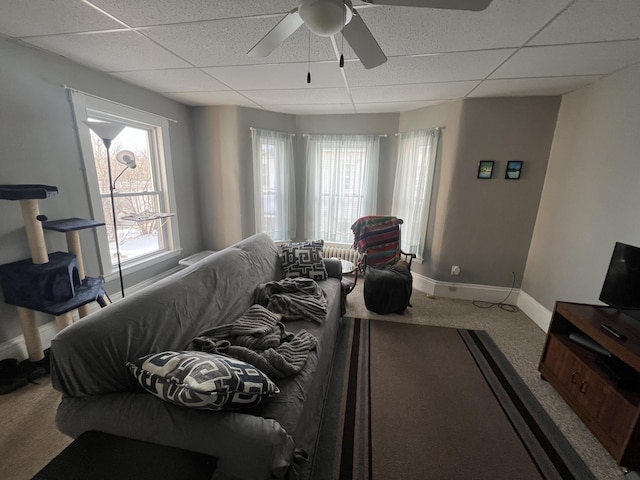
[323,243,361,264]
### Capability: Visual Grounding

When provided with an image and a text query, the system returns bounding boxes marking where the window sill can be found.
[101,249,183,282]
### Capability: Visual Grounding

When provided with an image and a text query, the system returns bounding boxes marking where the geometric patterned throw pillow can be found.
[127,351,279,411]
[281,240,327,281]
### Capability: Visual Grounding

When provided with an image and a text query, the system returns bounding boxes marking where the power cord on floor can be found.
[472,271,519,313]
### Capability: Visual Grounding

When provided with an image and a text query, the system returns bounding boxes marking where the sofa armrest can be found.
[324,258,343,280]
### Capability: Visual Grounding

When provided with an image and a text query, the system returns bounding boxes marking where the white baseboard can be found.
[0,266,183,362]
[412,272,520,304]
[0,321,59,362]
[412,273,437,296]
[516,290,553,332]
[412,272,553,333]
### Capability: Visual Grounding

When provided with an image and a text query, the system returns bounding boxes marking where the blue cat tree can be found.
[0,184,107,362]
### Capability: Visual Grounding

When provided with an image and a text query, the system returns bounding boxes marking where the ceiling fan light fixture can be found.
[299,0,352,37]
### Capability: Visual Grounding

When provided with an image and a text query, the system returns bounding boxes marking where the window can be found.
[70,91,180,277]
[391,128,440,261]
[305,135,380,243]
[251,129,296,242]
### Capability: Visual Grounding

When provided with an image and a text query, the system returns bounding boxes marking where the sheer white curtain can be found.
[392,128,440,260]
[251,128,296,241]
[305,134,380,243]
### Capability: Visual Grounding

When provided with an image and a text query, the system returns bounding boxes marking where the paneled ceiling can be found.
[1,0,639,114]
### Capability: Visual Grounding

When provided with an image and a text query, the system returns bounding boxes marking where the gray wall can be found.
[0,37,200,343]
[522,64,640,310]
[192,100,560,290]
[399,98,560,286]
[439,97,560,287]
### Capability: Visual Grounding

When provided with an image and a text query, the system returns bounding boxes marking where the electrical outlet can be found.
[451,265,461,276]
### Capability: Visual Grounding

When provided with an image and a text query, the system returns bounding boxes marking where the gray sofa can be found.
[50,233,344,480]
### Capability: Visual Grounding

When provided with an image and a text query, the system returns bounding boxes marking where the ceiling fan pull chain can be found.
[307,28,312,84]
[340,31,345,68]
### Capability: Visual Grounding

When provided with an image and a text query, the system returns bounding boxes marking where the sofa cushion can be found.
[281,240,327,281]
[127,351,279,411]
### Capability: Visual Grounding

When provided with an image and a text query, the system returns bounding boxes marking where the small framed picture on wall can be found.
[477,160,494,179]
[505,161,523,179]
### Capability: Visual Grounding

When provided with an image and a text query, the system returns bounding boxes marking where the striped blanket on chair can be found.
[351,216,401,268]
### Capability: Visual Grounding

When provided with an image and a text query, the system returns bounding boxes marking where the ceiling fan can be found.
[248,0,493,70]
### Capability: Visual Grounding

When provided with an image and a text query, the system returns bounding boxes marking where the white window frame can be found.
[70,91,181,278]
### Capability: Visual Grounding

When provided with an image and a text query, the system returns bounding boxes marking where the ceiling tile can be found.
[469,76,601,98]
[0,0,122,37]
[112,68,230,92]
[24,31,190,71]
[89,0,296,27]
[350,81,478,103]
[353,1,571,57]
[143,17,336,67]
[204,62,344,90]
[490,41,640,79]
[162,91,258,107]
[242,88,352,105]
[262,104,356,115]
[3,0,639,113]
[530,0,640,46]
[355,100,446,113]
[344,50,516,87]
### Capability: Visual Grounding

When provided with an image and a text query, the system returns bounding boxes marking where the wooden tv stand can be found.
[538,301,640,468]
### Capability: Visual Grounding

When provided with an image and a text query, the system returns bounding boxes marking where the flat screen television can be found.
[599,242,640,313]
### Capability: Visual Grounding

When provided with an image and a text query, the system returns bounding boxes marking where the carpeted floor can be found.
[0,277,629,480]
[311,317,597,480]
[0,375,71,479]
[344,280,627,480]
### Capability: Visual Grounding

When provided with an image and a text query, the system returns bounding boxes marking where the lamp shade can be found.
[84,120,126,142]
[116,150,136,169]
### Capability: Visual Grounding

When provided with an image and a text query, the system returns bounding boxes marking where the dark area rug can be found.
[308,317,596,480]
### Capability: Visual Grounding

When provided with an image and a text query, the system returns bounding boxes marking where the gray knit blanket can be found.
[255,277,327,324]
[188,304,317,379]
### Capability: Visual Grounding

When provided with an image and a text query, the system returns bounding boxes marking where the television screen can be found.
[599,242,640,310]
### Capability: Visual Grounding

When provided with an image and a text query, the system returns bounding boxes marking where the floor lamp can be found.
[84,120,129,298]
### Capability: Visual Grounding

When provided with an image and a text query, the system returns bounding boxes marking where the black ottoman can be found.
[32,431,217,480]
[363,262,413,314]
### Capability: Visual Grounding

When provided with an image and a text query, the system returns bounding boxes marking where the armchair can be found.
[351,216,415,314]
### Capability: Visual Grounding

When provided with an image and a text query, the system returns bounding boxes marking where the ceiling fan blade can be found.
[248,9,304,57]
[342,11,387,69]
[360,0,493,11]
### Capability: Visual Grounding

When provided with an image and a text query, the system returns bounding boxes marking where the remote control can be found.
[600,323,627,341]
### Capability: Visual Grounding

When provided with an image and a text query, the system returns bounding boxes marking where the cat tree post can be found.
[17,198,50,361]
[66,230,90,318]
[19,198,49,265]
[16,308,44,362]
